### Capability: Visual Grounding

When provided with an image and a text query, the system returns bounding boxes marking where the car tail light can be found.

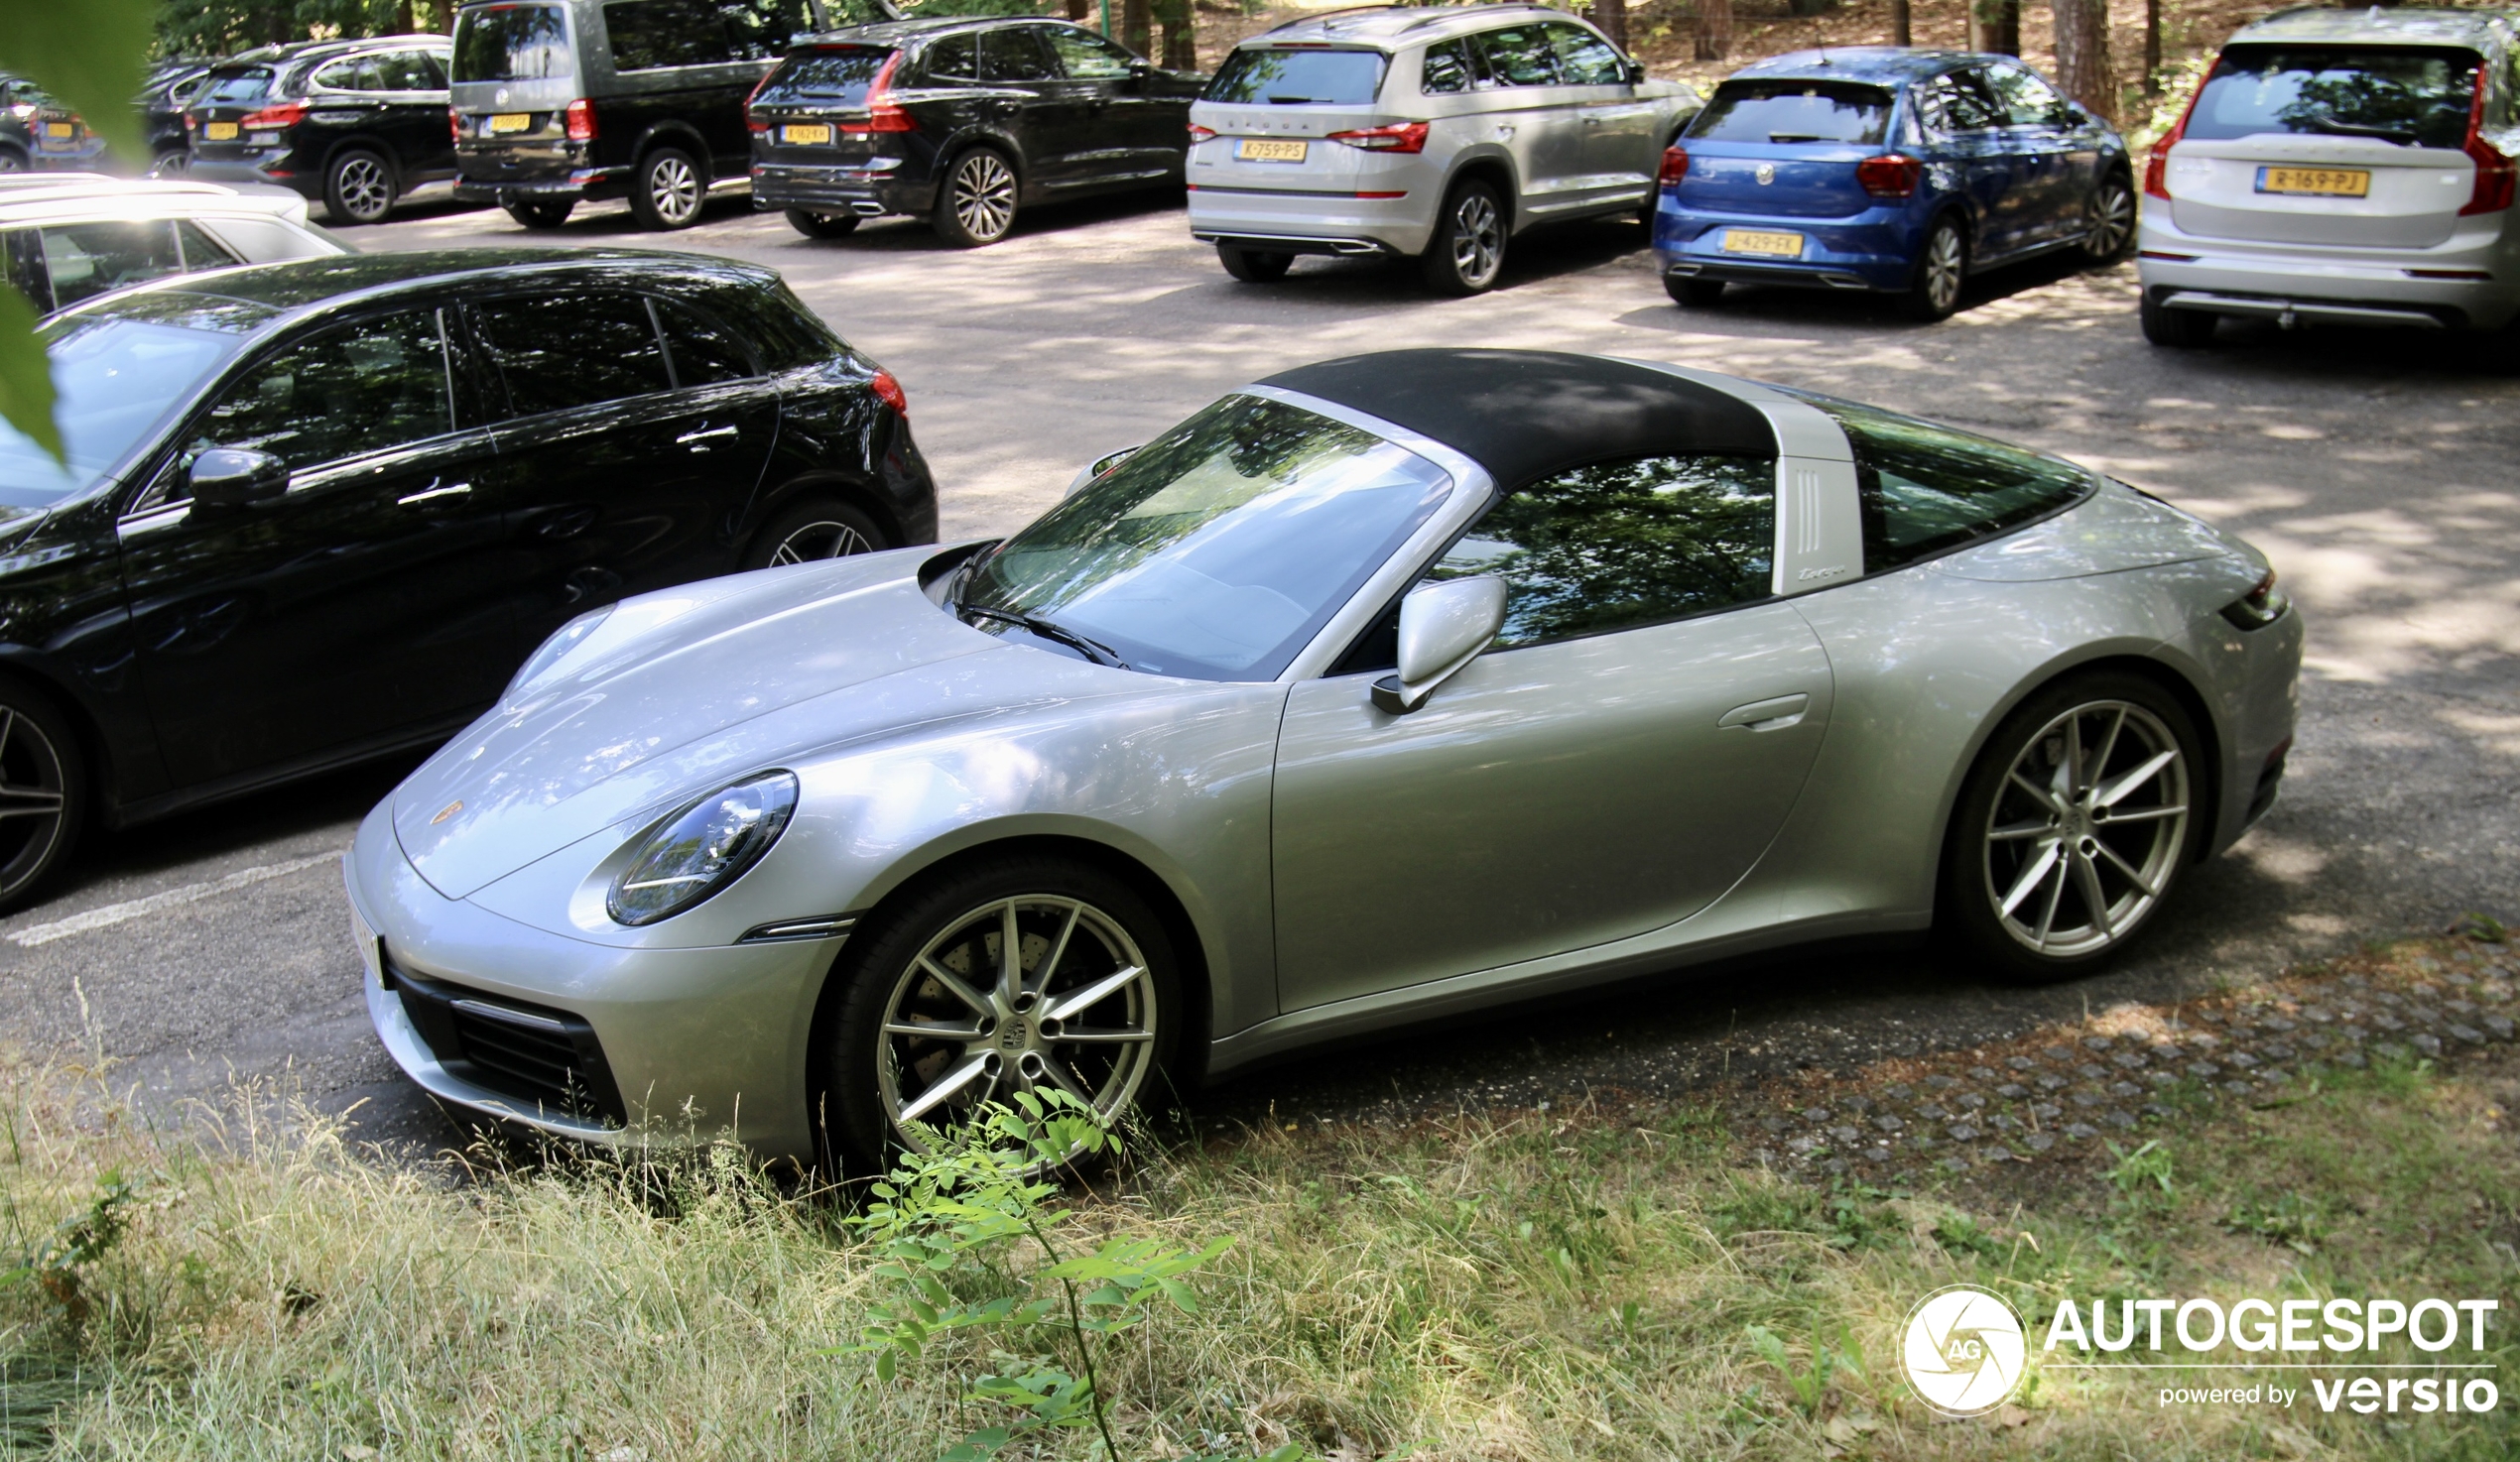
[869,369,907,416]
[2220,568,2290,631]
[1325,121,1428,153]
[1658,145,1689,188]
[844,52,915,135]
[1188,123,1216,144]
[448,107,461,143]
[2143,76,2206,200]
[1855,153,1921,198]
[2460,66,2513,215]
[239,101,307,129]
[565,97,596,141]
[748,116,769,135]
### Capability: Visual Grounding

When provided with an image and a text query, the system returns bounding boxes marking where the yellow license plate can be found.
[1722,228,1805,258]
[204,120,238,141]
[783,123,833,145]
[1237,137,1308,163]
[2259,166,2369,197]
[44,122,72,139]
[487,112,533,134]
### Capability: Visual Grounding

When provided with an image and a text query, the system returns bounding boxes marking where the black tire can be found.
[1420,177,1508,296]
[816,854,1184,1177]
[934,146,1019,247]
[2079,172,2137,264]
[786,207,860,239]
[322,147,397,226]
[628,145,706,231]
[1897,215,1967,321]
[148,149,189,178]
[0,147,27,174]
[741,497,889,570]
[504,199,573,230]
[2140,292,2218,347]
[1941,671,2204,985]
[1665,276,1724,307]
[1216,244,1293,283]
[0,673,84,914]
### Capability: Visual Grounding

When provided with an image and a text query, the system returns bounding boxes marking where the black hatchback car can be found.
[185,35,458,224]
[0,249,935,908]
[749,17,1202,245]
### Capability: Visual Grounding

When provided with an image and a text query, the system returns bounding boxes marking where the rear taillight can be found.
[2460,65,2513,215]
[239,101,307,129]
[748,116,769,135]
[869,370,907,416]
[1658,145,1689,188]
[1325,121,1429,153]
[844,53,915,135]
[2220,568,2290,631]
[1855,153,1922,198]
[2144,75,2206,201]
[448,107,460,143]
[565,98,596,141]
[1188,123,1216,144]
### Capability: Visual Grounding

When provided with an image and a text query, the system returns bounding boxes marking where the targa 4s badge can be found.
[1903,1284,2029,1416]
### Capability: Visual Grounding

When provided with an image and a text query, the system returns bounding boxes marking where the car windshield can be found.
[197,66,278,105]
[1688,78,1893,144]
[453,3,575,82]
[753,47,894,105]
[955,395,1451,680]
[0,314,240,506]
[1206,47,1387,105]
[2187,45,2480,148]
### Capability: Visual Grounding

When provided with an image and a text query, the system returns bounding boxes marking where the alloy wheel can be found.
[334,154,392,222]
[768,518,873,565]
[1923,225,1964,313]
[875,895,1161,1160]
[1449,190,1503,288]
[648,153,701,226]
[950,152,1016,243]
[2083,180,2135,260]
[1980,699,2189,959]
[0,706,69,902]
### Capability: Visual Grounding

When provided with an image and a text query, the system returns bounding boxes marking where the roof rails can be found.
[1258,2,1560,37]
[1400,3,1565,32]
[1263,4,1410,34]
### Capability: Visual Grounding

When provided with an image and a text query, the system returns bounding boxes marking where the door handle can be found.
[676,424,738,449]
[1718,693,1810,732]
[397,480,471,506]
[1493,124,1515,140]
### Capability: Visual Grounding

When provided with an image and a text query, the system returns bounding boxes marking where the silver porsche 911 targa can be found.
[348,349,2301,1168]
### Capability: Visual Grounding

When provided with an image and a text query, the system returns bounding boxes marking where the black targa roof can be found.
[1258,349,1777,489]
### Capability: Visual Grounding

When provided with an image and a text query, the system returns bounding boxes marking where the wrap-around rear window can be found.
[1688,78,1893,144]
[1206,47,1388,105]
[1787,394,2092,573]
[2187,45,2480,149]
[754,47,894,105]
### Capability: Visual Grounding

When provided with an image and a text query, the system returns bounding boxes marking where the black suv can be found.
[450,0,890,231]
[749,18,1201,246]
[185,35,457,224]
[140,61,213,175]
[0,248,935,908]
[0,77,53,172]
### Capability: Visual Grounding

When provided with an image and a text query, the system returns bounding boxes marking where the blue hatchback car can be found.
[1653,49,2135,320]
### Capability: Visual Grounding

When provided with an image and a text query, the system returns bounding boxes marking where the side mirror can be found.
[187,447,289,508]
[1064,444,1140,498]
[1372,574,1505,715]
[1627,60,1649,85]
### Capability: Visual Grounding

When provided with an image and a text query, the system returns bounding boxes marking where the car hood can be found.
[1931,481,2243,582]
[393,550,1058,901]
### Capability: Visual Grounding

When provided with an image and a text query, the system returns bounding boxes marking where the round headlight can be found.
[607,772,800,926]
[508,604,614,701]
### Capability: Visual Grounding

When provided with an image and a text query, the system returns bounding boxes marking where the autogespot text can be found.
[2041,1295,2501,1414]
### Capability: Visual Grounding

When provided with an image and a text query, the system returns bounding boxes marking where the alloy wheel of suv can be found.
[324,149,396,226]
[2079,175,2137,263]
[1899,217,1967,322]
[1422,179,1506,296]
[936,148,1018,247]
[742,499,887,570]
[0,675,83,913]
[631,146,705,230]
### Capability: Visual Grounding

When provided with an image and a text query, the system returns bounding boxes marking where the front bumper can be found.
[1187,185,1431,258]
[1654,201,1918,293]
[751,162,934,218]
[345,801,842,1160]
[2136,210,2520,331]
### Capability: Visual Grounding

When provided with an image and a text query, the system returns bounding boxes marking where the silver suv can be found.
[2137,6,2520,345]
[1187,3,1700,294]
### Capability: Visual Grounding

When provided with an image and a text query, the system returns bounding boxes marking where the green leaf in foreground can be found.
[0,0,156,162]
[0,289,59,467]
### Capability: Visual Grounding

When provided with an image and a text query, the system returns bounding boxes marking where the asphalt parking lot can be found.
[4,186,2514,1147]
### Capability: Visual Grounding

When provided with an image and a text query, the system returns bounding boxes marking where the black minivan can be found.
[184,35,458,224]
[450,0,891,231]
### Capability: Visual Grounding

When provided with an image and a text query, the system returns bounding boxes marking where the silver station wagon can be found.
[1186,3,1700,293]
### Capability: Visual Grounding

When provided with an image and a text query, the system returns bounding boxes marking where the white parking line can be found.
[10,852,342,947]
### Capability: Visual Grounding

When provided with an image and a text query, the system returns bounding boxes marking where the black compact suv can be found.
[185,35,458,224]
[449,0,891,231]
[748,17,1202,245]
[0,249,935,909]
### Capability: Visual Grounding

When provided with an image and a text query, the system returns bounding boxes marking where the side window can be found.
[655,299,758,386]
[1982,63,2073,127]
[1420,38,1477,95]
[1544,22,1625,86]
[603,0,737,70]
[1814,399,2092,572]
[1044,26,1137,79]
[421,52,451,88]
[1425,454,1776,652]
[174,219,241,270]
[470,294,671,415]
[1917,70,2003,138]
[371,51,442,91]
[978,27,1059,83]
[1474,26,1561,87]
[40,221,184,310]
[925,33,978,80]
[310,58,368,91]
[3,228,51,313]
[187,309,455,478]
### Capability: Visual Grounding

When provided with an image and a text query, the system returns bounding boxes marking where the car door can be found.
[1545,20,1657,207]
[465,288,779,654]
[1980,61,2085,248]
[1269,452,1833,1013]
[115,305,514,787]
[1039,24,1167,183]
[1915,67,2020,256]
[977,25,1080,186]
[1469,23,1583,216]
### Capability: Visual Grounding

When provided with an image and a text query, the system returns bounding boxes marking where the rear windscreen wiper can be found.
[2301,118,2420,145]
[1768,132,1829,143]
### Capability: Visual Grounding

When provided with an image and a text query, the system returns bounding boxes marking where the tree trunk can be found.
[1595,0,1628,53]
[1694,0,1733,62]
[1069,0,1092,24]
[1888,0,1911,48]
[2143,0,2162,95]
[1970,0,2020,56]
[1159,0,1195,68]
[2051,0,2118,123]
[1122,0,1153,61]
